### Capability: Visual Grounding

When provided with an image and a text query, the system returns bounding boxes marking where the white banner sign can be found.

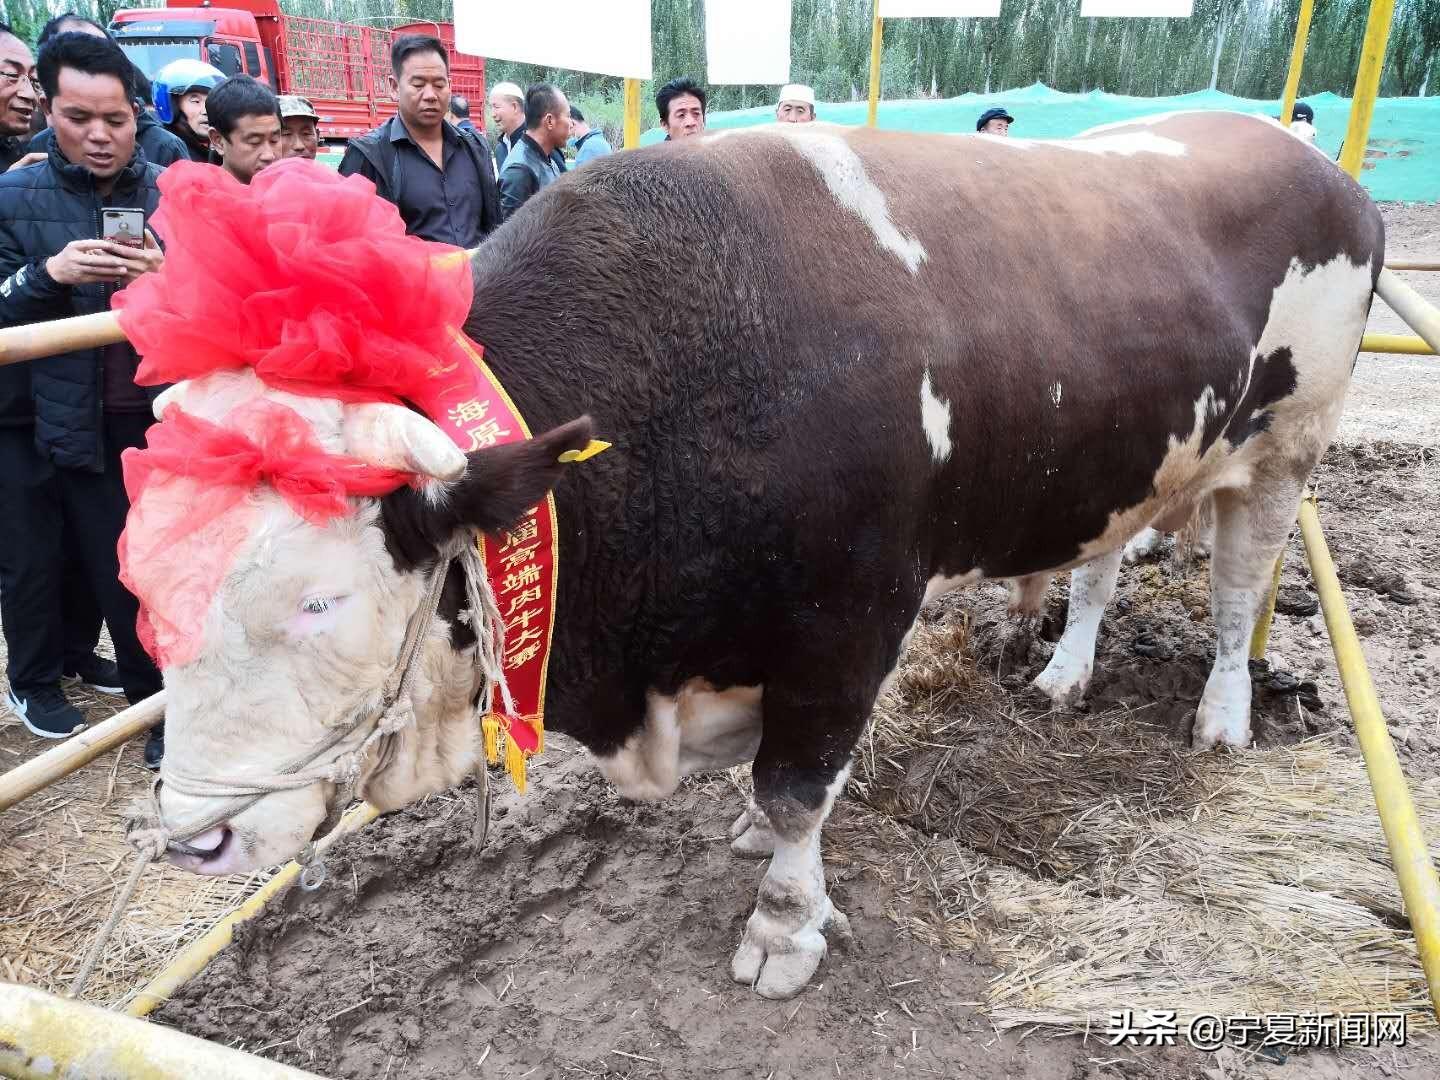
[707,0,792,85]
[1080,0,1195,15]
[878,1,1002,16]
[454,0,652,80]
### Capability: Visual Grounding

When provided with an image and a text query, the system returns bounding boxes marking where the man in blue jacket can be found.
[0,32,166,759]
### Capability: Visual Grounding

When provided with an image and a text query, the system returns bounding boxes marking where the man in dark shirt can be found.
[449,94,477,137]
[339,35,500,248]
[498,83,569,220]
[0,32,165,754]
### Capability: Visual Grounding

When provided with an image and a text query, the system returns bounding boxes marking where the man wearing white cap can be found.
[488,80,525,170]
[776,84,815,124]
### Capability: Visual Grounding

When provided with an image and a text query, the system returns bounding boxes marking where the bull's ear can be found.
[379,417,596,571]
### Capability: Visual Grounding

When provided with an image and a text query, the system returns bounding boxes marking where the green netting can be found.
[640,83,1438,203]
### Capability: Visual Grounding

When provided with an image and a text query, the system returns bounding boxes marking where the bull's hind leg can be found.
[1193,478,1301,749]
[1032,548,1124,706]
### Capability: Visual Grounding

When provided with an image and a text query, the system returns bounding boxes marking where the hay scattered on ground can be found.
[0,632,266,1008]
[840,609,1439,1033]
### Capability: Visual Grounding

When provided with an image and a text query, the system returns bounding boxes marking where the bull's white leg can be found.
[731,767,851,999]
[729,804,777,858]
[1194,482,1298,750]
[1122,527,1165,564]
[1033,549,1124,706]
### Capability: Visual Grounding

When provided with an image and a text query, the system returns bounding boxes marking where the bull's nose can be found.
[166,825,235,873]
[179,826,228,855]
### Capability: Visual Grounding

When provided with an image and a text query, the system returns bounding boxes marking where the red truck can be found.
[109,0,485,140]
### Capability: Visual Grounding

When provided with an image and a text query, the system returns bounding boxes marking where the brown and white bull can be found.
[155,113,1381,999]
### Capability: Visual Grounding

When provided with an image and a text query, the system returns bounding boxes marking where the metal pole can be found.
[1279,0,1315,125]
[1363,332,1436,355]
[1249,547,1287,661]
[1,984,330,1079]
[1376,268,1440,354]
[1337,0,1398,180]
[866,1,883,128]
[623,77,642,149]
[1298,493,1440,1018]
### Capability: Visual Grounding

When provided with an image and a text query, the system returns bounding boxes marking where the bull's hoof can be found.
[1032,655,1091,707]
[731,903,849,1000]
[731,823,777,859]
[1122,527,1165,565]
[1191,712,1252,751]
[1192,677,1253,750]
[728,807,778,858]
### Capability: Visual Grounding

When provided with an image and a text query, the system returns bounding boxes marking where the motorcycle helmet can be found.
[153,59,226,124]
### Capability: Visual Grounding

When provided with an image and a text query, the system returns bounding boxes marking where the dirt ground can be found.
[4,203,1439,1080]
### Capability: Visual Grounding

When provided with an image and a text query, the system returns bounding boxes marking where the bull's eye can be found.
[300,596,333,615]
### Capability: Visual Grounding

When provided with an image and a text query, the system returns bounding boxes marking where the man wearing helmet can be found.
[153,58,225,162]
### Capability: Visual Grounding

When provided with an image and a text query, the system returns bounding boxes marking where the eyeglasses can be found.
[0,70,41,93]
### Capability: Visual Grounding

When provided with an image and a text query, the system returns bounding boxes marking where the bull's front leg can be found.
[1032,548,1124,705]
[731,699,857,998]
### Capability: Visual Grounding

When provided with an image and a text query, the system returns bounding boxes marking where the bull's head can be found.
[142,369,591,874]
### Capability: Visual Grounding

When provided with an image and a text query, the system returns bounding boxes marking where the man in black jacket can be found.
[0,32,165,754]
[339,35,501,248]
[497,83,569,220]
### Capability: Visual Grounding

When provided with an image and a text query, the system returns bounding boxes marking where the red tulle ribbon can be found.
[128,402,412,524]
[113,158,475,405]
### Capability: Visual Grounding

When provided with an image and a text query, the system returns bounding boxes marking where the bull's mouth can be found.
[166,826,234,873]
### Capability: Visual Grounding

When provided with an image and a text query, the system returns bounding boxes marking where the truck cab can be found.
[110,6,277,88]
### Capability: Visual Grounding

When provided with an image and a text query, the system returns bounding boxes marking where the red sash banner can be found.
[408,329,606,793]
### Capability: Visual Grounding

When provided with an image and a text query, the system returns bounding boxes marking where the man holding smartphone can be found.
[0,32,165,761]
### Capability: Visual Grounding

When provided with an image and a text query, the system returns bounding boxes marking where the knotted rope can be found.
[70,547,502,999]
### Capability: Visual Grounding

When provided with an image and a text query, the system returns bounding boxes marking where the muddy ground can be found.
[55,203,1440,1078]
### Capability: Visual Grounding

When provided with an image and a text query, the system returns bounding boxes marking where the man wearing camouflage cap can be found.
[278,94,319,160]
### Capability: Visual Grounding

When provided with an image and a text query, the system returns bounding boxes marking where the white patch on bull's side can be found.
[1072,252,1372,566]
[1032,549,1123,706]
[1050,381,1063,407]
[919,369,953,464]
[992,132,1187,158]
[1076,109,1278,139]
[594,681,763,801]
[732,764,852,999]
[752,126,927,273]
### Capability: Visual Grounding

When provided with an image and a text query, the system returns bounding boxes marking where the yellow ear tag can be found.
[558,439,612,463]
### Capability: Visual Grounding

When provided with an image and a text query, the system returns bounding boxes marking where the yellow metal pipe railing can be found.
[866,1,883,128]
[1376,269,1440,355]
[0,984,330,1079]
[1337,0,1398,180]
[623,77,642,150]
[1298,493,1440,1017]
[1363,332,1436,355]
[1279,0,1316,126]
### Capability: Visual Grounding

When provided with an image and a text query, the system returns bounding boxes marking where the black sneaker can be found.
[143,723,164,770]
[63,654,124,695]
[7,686,87,740]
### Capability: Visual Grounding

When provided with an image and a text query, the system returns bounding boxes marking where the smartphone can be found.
[102,208,146,248]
